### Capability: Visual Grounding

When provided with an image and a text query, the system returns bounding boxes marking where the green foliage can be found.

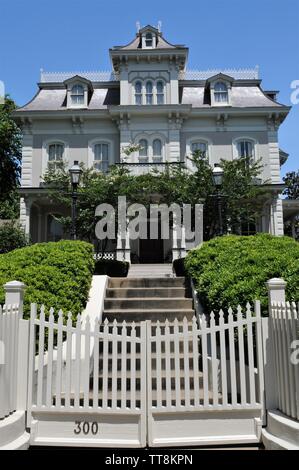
[0,240,95,319]
[0,97,22,205]
[43,152,267,242]
[0,221,29,253]
[185,234,299,314]
[94,259,129,277]
[283,170,299,199]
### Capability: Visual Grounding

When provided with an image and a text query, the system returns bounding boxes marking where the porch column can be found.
[19,197,32,237]
[270,196,284,236]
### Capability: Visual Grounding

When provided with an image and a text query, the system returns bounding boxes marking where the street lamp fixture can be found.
[69,161,82,240]
[212,165,224,236]
[212,165,224,188]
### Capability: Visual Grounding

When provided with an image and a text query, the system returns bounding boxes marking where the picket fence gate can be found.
[27,301,265,447]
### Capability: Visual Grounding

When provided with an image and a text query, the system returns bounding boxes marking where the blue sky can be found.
[1,0,298,175]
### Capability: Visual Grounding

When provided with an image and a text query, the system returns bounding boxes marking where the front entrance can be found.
[27,305,265,448]
[139,238,164,263]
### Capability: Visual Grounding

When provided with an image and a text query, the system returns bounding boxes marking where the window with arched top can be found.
[94,143,109,173]
[145,33,153,48]
[48,143,64,170]
[156,81,165,104]
[146,81,153,105]
[71,84,85,105]
[237,140,254,159]
[191,141,208,158]
[153,139,162,162]
[139,139,149,162]
[135,81,142,105]
[214,82,228,103]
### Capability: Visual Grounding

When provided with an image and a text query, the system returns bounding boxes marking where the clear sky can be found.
[1,0,298,175]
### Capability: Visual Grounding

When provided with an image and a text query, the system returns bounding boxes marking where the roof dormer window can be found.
[214,82,228,103]
[71,84,85,105]
[64,76,92,108]
[145,32,153,48]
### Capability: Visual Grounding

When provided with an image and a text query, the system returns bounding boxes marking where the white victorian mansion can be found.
[13,24,291,262]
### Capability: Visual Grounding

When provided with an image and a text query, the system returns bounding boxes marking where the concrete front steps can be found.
[262,410,299,450]
[103,276,195,322]
[128,263,174,278]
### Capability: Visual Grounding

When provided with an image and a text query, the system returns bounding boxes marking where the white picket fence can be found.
[0,305,20,419]
[270,301,299,421]
[27,301,265,447]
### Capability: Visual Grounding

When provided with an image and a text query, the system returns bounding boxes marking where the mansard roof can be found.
[111,24,185,51]
[15,82,288,113]
[181,84,286,108]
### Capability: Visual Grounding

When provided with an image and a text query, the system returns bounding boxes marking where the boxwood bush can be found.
[0,240,94,319]
[185,234,299,314]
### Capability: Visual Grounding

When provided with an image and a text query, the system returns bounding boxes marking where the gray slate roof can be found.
[17,84,284,112]
[181,86,283,108]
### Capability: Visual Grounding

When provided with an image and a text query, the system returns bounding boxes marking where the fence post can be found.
[262,278,287,413]
[266,278,286,306]
[4,280,26,317]
[3,280,29,411]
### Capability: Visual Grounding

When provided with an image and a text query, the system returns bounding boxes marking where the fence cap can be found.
[266,278,287,289]
[3,280,26,291]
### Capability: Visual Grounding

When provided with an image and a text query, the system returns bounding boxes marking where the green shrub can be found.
[94,259,129,277]
[185,234,299,314]
[0,240,95,319]
[0,221,29,253]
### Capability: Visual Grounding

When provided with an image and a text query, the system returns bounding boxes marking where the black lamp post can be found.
[69,161,82,240]
[212,165,224,236]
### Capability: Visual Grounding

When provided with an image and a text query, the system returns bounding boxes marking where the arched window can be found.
[156,81,165,104]
[237,140,254,159]
[48,143,64,170]
[139,139,148,162]
[145,33,153,48]
[135,81,142,105]
[94,143,109,172]
[191,141,208,158]
[214,82,228,103]
[153,139,162,162]
[146,81,153,105]
[71,84,84,105]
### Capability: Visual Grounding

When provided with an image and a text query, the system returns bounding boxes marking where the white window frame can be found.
[134,80,143,105]
[88,138,113,172]
[66,81,88,108]
[156,79,165,105]
[186,137,211,166]
[232,137,258,161]
[42,139,69,177]
[70,84,85,106]
[210,79,232,106]
[134,134,166,163]
[132,78,167,105]
[214,82,229,104]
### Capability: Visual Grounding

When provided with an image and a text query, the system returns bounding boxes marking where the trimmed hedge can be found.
[185,234,299,314]
[0,240,95,319]
[94,259,129,277]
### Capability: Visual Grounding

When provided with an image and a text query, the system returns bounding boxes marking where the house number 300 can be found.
[74,421,99,435]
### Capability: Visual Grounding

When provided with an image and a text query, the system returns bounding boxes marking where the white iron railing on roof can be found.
[180,67,259,80]
[40,70,119,83]
[40,67,259,83]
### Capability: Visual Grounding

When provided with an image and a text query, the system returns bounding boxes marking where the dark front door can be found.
[139,238,164,263]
